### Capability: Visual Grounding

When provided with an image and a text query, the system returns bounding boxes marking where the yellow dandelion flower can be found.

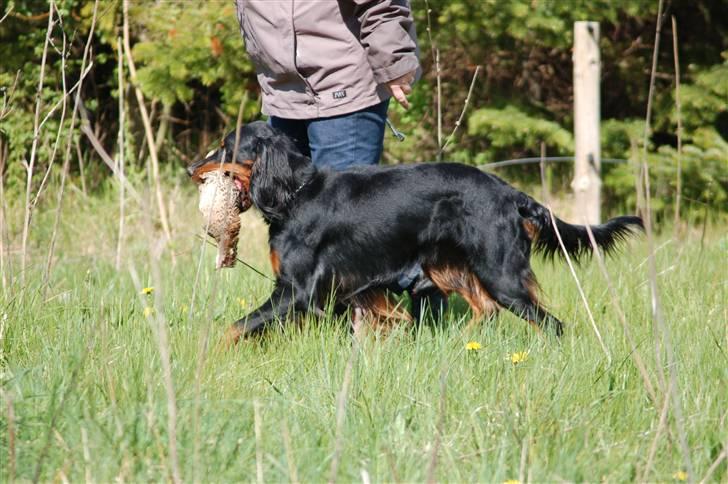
[672,471,687,481]
[237,297,247,308]
[503,480,520,484]
[180,304,189,313]
[143,306,154,317]
[141,287,154,295]
[509,351,529,364]
[465,341,482,351]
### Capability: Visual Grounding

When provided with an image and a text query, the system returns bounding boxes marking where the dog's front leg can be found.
[224,282,296,346]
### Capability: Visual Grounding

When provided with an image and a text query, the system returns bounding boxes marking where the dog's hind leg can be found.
[424,263,499,330]
[472,262,564,337]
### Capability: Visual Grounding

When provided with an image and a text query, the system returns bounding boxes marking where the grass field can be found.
[1,183,726,482]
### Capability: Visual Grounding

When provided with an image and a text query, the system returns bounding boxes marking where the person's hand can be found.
[386,70,416,109]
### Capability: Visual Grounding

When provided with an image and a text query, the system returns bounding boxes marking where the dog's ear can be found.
[249,135,297,222]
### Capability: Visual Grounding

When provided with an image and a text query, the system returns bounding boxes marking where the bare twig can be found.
[35,61,93,135]
[31,30,69,212]
[0,125,10,290]
[40,0,98,295]
[122,0,172,241]
[547,208,611,362]
[440,65,481,155]
[639,1,694,478]
[0,5,14,24]
[20,0,55,285]
[80,123,142,203]
[671,16,683,233]
[423,0,442,160]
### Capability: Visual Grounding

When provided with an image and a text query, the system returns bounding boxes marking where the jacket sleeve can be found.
[352,0,420,84]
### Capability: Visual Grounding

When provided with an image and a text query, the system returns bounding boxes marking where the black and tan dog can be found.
[188,121,642,344]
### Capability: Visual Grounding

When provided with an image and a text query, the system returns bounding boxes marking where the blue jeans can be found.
[269,99,389,170]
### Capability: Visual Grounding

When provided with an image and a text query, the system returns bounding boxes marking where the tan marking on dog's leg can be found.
[426,264,499,330]
[269,249,281,276]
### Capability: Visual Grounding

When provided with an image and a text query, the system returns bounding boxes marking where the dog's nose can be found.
[186,164,196,177]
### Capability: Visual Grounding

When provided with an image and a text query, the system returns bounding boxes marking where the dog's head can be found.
[187,121,314,221]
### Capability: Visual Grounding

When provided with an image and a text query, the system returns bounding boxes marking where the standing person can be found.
[235,0,445,320]
[234,0,419,170]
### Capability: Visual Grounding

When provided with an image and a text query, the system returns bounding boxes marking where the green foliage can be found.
[1,0,727,215]
[130,2,257,116]
[467,106,573,163]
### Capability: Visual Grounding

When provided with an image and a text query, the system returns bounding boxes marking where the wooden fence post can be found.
[572,21,601,224]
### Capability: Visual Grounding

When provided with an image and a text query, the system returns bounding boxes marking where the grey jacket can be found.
[235,0,420,119]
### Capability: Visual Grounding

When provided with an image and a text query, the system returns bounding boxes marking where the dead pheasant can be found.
[197,170,242,269]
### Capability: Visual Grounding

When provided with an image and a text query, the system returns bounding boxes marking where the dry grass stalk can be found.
[20,0,55,286]
[116,36,126,270]
[81,426,92,484]
[1,389,16,483]
[642,382,673,481]
[425,370,448,484]
[583,224,657,403]
[671,16,683,233]
[281,418,300,484]
[518,437,529,484]
[546,208,611,363]
[122,0,172,242]
[254,399,264,484]
[43,0,98,294]
[129,260,182,484]
[639,0,694,478]
[435,48,442,160]
[189,94,248,318]
[539,141,549,204]
[700,446,727,484]
[0,132,9,291]
[327,343,359,484]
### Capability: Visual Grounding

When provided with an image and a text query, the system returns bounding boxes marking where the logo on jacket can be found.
[332,90,347,100]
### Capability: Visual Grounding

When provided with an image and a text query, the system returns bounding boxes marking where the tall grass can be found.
[1,186,725,482]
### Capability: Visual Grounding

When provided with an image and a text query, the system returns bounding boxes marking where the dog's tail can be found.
[516,194,644,262]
